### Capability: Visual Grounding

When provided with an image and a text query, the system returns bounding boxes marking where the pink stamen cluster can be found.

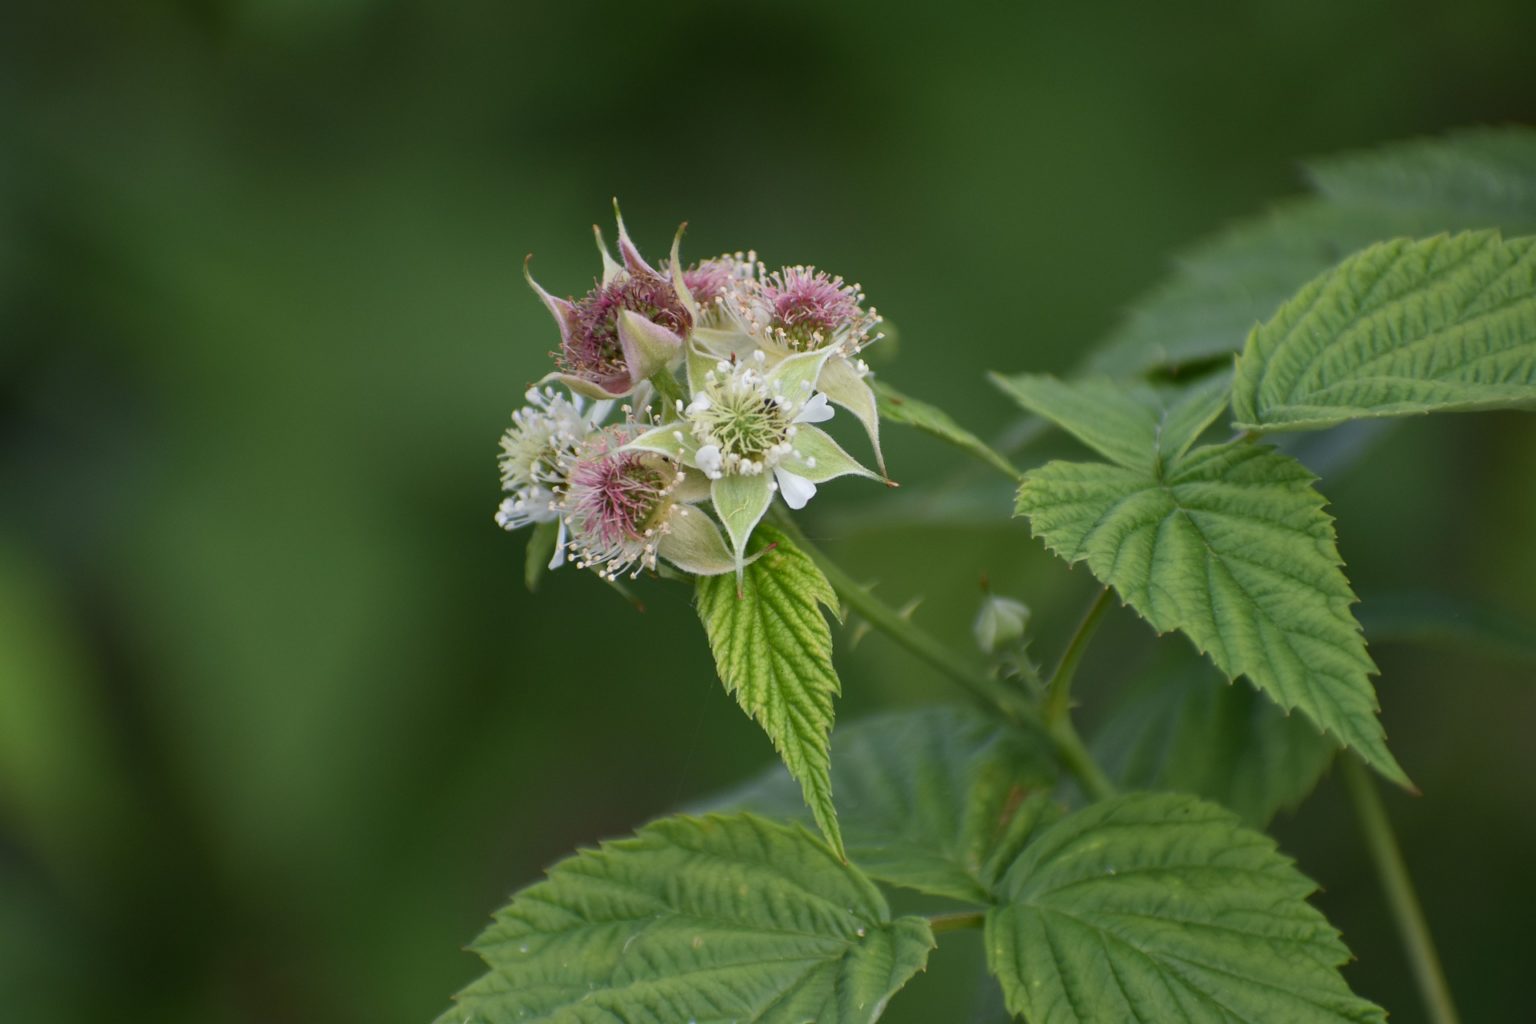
[761,266,878,351]
[764,267,866,342]
[561,427,682,579]
[681,258,745,308]
[559,274,692,381]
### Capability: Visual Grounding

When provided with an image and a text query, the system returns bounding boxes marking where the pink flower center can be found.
[763,267,862,347]
[561,274,691,381]
[681,259,738,306]
[568,449,670,546]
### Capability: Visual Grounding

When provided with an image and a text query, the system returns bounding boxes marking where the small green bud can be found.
[974,594,1031,655]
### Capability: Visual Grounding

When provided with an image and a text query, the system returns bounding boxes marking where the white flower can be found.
[493,387,610,568]
[556,425,734,581]
[625,347,879,577]
[685,261,889,476]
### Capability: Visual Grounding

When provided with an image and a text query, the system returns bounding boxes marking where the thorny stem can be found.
[773,515,1116,802]
[927,910,986,934]
[789,525,1036,727]
[1340,757,1461,1024]
[1043,587,1114,727]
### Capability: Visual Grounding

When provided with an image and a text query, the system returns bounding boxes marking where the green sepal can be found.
[616,308,683,383]
[784,425,880,484]
[657,506,735,577]
[817,356,887,476]
[711,472,775,580]
[523,519,559,592]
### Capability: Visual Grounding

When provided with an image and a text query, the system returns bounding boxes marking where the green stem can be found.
[1048,717,1116,803]
[1043,587,1114,726]
[928,910,986,934]
[773,515,1116,801]
[793,527,1036,729]
[1340,757,1461,1024]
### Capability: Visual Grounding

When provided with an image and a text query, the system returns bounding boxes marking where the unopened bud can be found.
[974,595,1031,655]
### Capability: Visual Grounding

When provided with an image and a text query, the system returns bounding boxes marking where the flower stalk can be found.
[1341,757,1462,1024]
[771,513,1116,801]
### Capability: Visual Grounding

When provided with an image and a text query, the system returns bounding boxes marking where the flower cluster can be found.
[497,204,887,581]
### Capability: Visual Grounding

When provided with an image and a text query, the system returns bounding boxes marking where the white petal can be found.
[774,468,818,510]
[696,444,723,477]
[793,392,834,424]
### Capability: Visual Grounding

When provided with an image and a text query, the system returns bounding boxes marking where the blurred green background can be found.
[3,1,1535,1021]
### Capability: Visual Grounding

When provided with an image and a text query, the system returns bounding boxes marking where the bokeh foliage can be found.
[2,2,1535,1022]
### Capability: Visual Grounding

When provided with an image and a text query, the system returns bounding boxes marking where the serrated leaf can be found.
[441,813,935,1024]
[871,379,1020,479]
[985,793,1385,1024]
[1015,440,1408,787]
[991,371,1230,471]
[710,706,1059,903]
[1088,127,1536,376]
[1232,231,1536,431]
[1092,654,1337,827]
[697,526,846,858]
[1306,126,1536,218]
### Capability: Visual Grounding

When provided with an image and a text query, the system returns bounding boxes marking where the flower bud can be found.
[974,594,1031,655]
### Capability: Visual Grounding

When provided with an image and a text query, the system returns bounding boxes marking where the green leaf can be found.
[697,526,847,858]
[871,379,1021,479]
[1232,231,1536,431]
[712,705,1058,903]
[1306,126,1536,218]
[985,793,1385,1024]
[1015,440,1408,787]
[441,813,935,1024]
[990,371,1230,472]
[1088,127,1536,376]
[1092,654,1337,827]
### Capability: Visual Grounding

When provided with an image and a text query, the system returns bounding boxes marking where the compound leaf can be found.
[697,526,846,859]
[441,813,934,1024]
[1232,231,1536,431]
[1306,126,1536,217]
[985,793,1385,1024]
[1092,655,1337,827]
[714,705,1058,903]
[1089,127,1536,376]
[992,371,1230,472]
[1015,441,1408,787]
